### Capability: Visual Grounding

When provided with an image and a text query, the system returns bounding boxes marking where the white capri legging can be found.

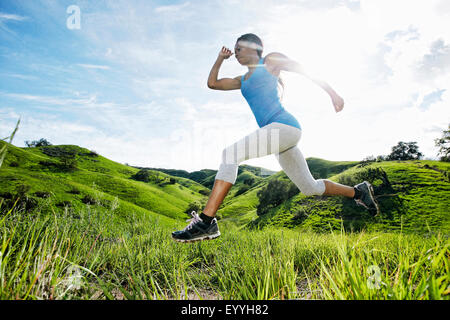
[215,122,326,196]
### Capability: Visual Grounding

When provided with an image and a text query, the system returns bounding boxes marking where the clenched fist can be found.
[219,46,233,59]
[331,93,344,113]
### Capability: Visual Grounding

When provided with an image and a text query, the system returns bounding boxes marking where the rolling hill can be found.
[1,141,449,234]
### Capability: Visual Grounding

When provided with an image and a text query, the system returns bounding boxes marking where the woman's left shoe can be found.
[171,211,221,243]
[354,181,380,216]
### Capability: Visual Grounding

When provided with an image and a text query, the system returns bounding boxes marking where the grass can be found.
[0,124,448,300]
[0,197,448,300]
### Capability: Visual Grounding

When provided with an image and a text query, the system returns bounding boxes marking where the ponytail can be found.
[237,33,285,101]
[277,77,285,101]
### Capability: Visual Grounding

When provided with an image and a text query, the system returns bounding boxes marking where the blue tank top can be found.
[241,57,301,130]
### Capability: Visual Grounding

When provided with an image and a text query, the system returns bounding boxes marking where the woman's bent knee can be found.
[299,180,326,196]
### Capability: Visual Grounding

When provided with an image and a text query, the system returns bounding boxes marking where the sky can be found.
[1,0,449,173]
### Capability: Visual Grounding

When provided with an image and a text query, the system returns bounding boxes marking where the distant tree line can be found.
[363,125,449,162]
[363,141,423,163]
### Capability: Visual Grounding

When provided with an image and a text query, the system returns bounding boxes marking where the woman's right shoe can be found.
[354,181,380,216]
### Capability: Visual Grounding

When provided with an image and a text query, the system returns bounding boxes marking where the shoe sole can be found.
[172,230,221,243]
[365,182,380,217]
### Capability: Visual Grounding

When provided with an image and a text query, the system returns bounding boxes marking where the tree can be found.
[131,169,151,182]
[25,138,52,148]
[387,141,423,161]
[435,124,450,162]
[243,177,255,186]
[184,200,206,217]
[256,179,290,216]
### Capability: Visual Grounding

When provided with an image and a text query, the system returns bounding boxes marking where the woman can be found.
[172,33,379,242]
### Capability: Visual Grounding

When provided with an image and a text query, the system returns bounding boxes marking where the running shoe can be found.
[171,211,221,243]
[354,181,380,216]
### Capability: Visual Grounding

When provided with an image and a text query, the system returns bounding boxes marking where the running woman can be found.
[172,33,379,243]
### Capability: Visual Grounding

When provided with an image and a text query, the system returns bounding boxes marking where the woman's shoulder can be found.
[263,52,288,65]
[263,52,288,76]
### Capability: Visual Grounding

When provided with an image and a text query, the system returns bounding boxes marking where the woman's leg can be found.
[202,179,233,216]
[203,122,301,217]
[323,180,355,197]
[276,146,355,197]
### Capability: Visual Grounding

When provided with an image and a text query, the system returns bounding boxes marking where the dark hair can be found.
[236,33,285,101]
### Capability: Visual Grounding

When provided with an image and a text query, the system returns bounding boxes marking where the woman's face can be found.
[234,40,260,65]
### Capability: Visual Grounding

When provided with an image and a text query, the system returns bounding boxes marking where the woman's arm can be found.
[207,46,241,90]
[265,52,344,112]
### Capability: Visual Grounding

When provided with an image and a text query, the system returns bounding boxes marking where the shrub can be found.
[39,160,58,168]
[67,187,81,194]
[16,184,31,197]
[256,179,290,216]
[0,192,13,199]
[25,138,51,148]
[40,146,78,171]
[42,146,73,157]
[56,201,72,208]
[235,184,250,197]
[287,181,299,198]
[81,194,97,205]
[337,167,391,190]
[9,161,19,167]
[184,201,205,216]
[131,169,151,182]
[33,191,52,198]
[59,150,78,171]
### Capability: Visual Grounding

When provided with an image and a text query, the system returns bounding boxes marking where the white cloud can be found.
[0,13,27,21]
[77,64,111,70]
[3,92,99,108]
[0,73,38,80]
[416,38,450,79]
[154,2,191,13]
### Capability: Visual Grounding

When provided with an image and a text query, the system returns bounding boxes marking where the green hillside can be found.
[1,141,449,234]
[0,142,210,224]
[0,142,276,225]
[245,160,450,233]
[306,157,360,179]
[144,164,277,189]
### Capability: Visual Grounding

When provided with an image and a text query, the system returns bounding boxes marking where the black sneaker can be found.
[354,181,380,216]
[171,211,221,243]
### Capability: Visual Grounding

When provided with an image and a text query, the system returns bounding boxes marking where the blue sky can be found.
[1,0,449,172]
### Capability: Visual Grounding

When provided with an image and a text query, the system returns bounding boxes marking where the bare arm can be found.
[207,47,241,90]
[265,52,344,112]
